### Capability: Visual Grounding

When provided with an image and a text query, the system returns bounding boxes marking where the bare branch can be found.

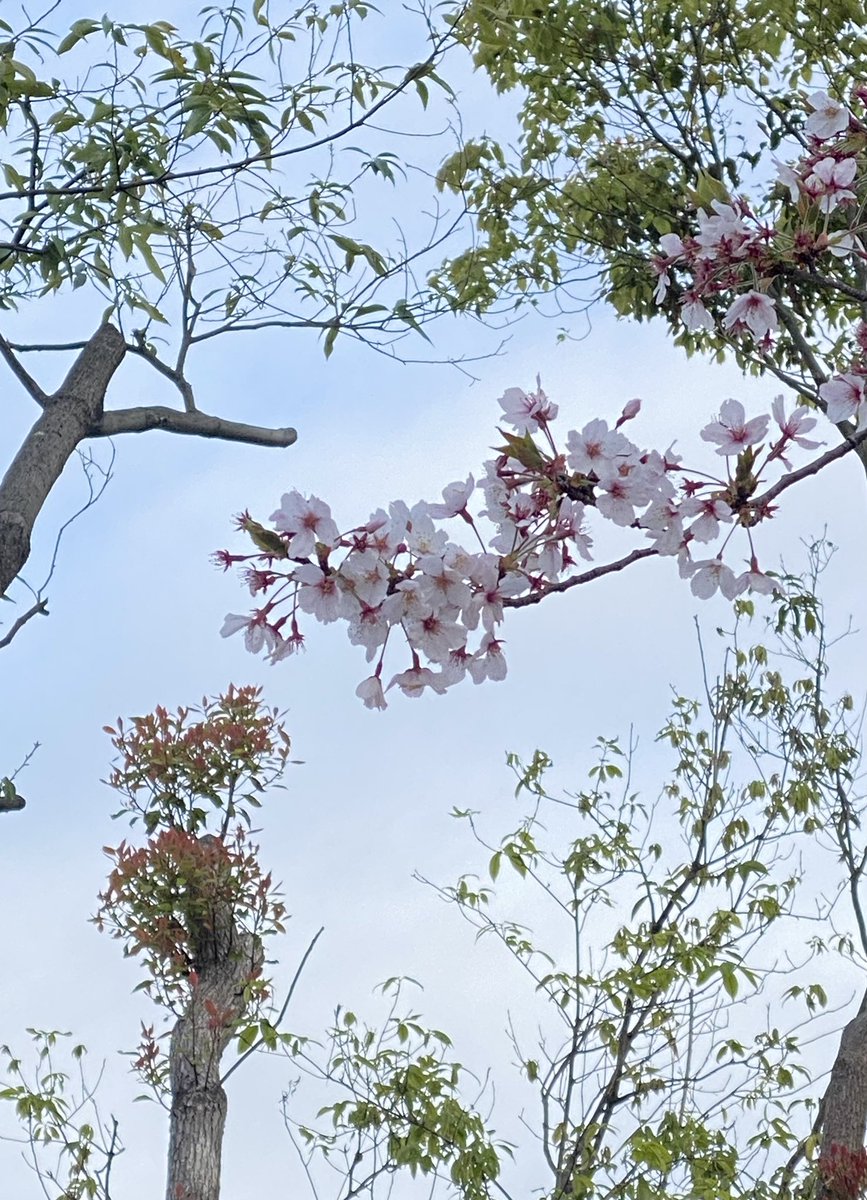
[0,596,49,650]
[92,406,297,448]
[0,332,48,406]
[221,926,324,1085]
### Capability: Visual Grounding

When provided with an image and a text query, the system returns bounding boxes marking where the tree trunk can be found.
[817,991,867,1200]
[0,323,125,596]
[166,836,264,1200]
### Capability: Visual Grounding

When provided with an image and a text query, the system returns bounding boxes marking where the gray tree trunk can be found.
[166,835,264,1200]
[818,991,867,1200]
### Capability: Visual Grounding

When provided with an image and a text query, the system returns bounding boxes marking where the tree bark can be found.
[0,323,125,596]
[817,991,867,1200]
[166,836,264,1200]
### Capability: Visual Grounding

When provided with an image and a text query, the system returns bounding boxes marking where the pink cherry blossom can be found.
[295,563,343,623]
[695,200,752,259]
[220,612,279,654]
[770,395,821,449]
[689,559,746,601]
[270,626,305,660]
[736,560,777,595]
[658,233,685,258]
[679,496,733,543]
[356,676,387,710]
[700,399,770,455]
[405,503,448,556]
[467,634,507,683]
[827,231,866,258]
[405,612,465,662]
[270,490,339,557]
[819,373,865,424]
[347,602,390,660]
[427,476,475,519]
[774,158,801,202]
[339,549,390,606]
[594,464,655,527]
[723,292,778,339]
[388,665,448,698]
[417,553,473,611]
[682,296,714,331]
[566,420,632,474]
[804,91,851,140]
[803,156,857,213]
[498,380,558,433]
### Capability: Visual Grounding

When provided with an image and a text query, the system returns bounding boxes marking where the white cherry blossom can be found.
[270,491,339,557]
[701,399,770,455]
[805,90,851,140]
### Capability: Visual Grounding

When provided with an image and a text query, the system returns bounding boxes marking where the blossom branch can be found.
[751,424,867,508]
[503,548,659,609]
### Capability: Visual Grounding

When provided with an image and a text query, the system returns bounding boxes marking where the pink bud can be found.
[616,398,642,428]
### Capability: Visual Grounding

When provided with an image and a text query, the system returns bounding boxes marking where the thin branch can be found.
[752,424,867,508]
[0,596,49,649]
[0,333,48,405]
[91,406,297,447]
[0,40,453,205]
[770,287,828,390]
[220,926,325,1085]
[504,547,658,609]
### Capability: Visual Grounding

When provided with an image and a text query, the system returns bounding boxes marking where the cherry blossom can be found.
[220,358,852,704]
[498,380,558,433]
[295,564,343,623]
[819,373,865,424]
[803,156,857,212]
[770,396,821,450]
[356,675,387,711]
[695,200,753,259]
[700,400,770,456]
[389,664,447,699]
[427,476,475,519]
[804,90,851,140]
[567,420,632,474]
[687,558,745,601]
[679,496,733,543]
[682,295,714,331]
[270,491,339,557]
[723,292,778,340]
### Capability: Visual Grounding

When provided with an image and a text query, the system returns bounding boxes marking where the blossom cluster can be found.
[652,89,867,429]
[217,383,826,709]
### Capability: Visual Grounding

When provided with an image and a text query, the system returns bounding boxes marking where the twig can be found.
[752,424,867,508]
[0,332,48,405]
[221,926,325,1084]
[504,547,658,609]
[0,596,49,649]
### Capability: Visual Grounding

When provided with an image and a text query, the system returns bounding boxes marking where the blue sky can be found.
[1,4,866,1198]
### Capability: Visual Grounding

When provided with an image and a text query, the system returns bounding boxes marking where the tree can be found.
[434,0,867,475]
[3,552,866,1200]
[0,1,469,638]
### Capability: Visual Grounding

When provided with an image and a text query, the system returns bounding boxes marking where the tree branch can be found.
[92,406,297,447]
[504,547,658,610]
[0,332,48,406]
[0,596,49,650]
[0,323,126,596]
[752,425,867,510]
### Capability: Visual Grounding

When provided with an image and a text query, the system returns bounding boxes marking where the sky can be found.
[1,5,867,1200]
